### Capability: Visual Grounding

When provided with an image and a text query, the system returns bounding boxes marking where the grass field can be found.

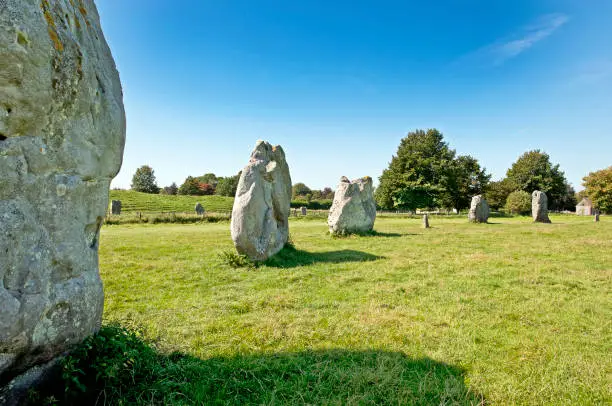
[109,190,234,213]
[97,215,611,405]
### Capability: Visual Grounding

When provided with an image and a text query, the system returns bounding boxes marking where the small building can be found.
[576,198,594,216]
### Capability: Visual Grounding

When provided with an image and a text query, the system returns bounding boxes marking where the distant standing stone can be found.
[532,191,552,223]
[110,200,122,215]
[195,203,205,215]
[328,176,377,235]
[594,213,600,222]
[422,214,430,228]
[468,195,489,223]
[301,206,307,216]
[230,141,292,261]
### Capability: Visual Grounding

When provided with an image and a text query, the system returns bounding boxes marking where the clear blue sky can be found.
[98,0,612,191]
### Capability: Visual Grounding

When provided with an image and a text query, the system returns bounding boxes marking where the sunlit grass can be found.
[99,215,611,404]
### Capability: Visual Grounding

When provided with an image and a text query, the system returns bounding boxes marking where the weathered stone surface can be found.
[195,202,205,215]
[328,176,376,235]
[468,195,489,223]
[422,214,430,228]
[0,0,125,387]
[532,191,551,223]
[110,200,121,215]
[230,141,292,261]
[300,206,307,216]
[594,213,600,222]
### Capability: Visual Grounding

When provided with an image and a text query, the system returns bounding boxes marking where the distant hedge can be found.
[290,200,333,210]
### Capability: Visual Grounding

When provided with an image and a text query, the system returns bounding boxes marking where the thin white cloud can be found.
[570,60,612,85]
[458,13,569,67]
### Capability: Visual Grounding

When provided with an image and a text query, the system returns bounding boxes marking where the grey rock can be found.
[532,191,551,223]
[230,141,292,261]
[328,176,376,235]
[301,206,307,216]
[195,202,205,215]
[110,200,121,215]
[0,0,125,385]
[594,213,600,222]
[468,195,489,223]
[422,214,430,228]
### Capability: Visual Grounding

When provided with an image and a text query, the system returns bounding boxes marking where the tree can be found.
[131,165,159,194]
[438,155,490,211]
[160,182,178,195]
[320,187,334,200]
[216,173,241,197]
[485,179,515,210]
[582,166,612,213]
[376,129,456,210]
[505,150,567,210]
[505,190,531,214]
[292,183,312,199]
[178,176,203,195]
[196,173,218,187]
[558,182,577,211]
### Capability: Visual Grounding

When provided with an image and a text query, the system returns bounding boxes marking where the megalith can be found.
[195,203,205,215]
[230,141,292,261]
[532,191,551,223]
[422,214,430,228]
[0,0,126,395]
[328,176,377,235]
[110,200,122,215]
[468,195,489,223]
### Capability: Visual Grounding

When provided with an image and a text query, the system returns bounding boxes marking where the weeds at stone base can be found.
[217,250,257,269]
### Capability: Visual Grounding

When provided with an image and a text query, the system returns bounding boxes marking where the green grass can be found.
[94,215,610,405]
[109,190,234,213]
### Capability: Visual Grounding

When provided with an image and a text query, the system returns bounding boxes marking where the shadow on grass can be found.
[264,245,384,268]
[28,326,485,405]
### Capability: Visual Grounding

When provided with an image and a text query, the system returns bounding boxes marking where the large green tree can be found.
[292,183,312,199]
[376,129,489,211]
[215,173,241,197]
[178,176,203,196]
[505,150,567,209]
[438,155,490,212]
[582,166,612,213]
[131,165,160,194]
[485,178,515,210]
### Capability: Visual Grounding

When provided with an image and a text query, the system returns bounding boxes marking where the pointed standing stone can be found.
[230,141,292,261]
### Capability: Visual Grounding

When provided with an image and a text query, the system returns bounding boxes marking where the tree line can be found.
[129,129,611,213]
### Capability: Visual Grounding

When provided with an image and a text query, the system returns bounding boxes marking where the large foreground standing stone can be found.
[532,191,551,223]
[328,177,376,235]
[230,141,292,261]
[468,195,489,223]
[0,0,125,394]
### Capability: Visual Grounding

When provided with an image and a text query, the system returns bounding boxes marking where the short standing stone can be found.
[468,195,489,223]
[110,200,122,215]
[301,206,307,216]
[532,191,551,223]
[0,0,126,398]
[195,203,205,215]
[422,214,430,228]
[230,141,292,261]
[594,213,600,222]
[328,176,377,235]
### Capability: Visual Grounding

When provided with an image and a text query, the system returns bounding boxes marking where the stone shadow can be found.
[264,245,383,268]
[26,326,485,405]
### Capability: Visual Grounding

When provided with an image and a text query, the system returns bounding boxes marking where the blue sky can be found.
[98,0,612,191]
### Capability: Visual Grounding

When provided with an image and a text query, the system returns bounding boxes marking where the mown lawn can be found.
[109,190,234,213]
[99,215,611,405]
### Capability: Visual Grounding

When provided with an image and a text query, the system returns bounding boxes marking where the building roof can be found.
[576,198,593,207]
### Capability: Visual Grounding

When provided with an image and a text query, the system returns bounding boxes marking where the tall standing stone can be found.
[468,195,490,223]
[195,203,205,215]
[532,191,551,223]
[0,0,126,397]
[301,206,307,216]
[110,200,122,215]
[328,177,377,235]
[230,141,292,261]
[422,214,430,229]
